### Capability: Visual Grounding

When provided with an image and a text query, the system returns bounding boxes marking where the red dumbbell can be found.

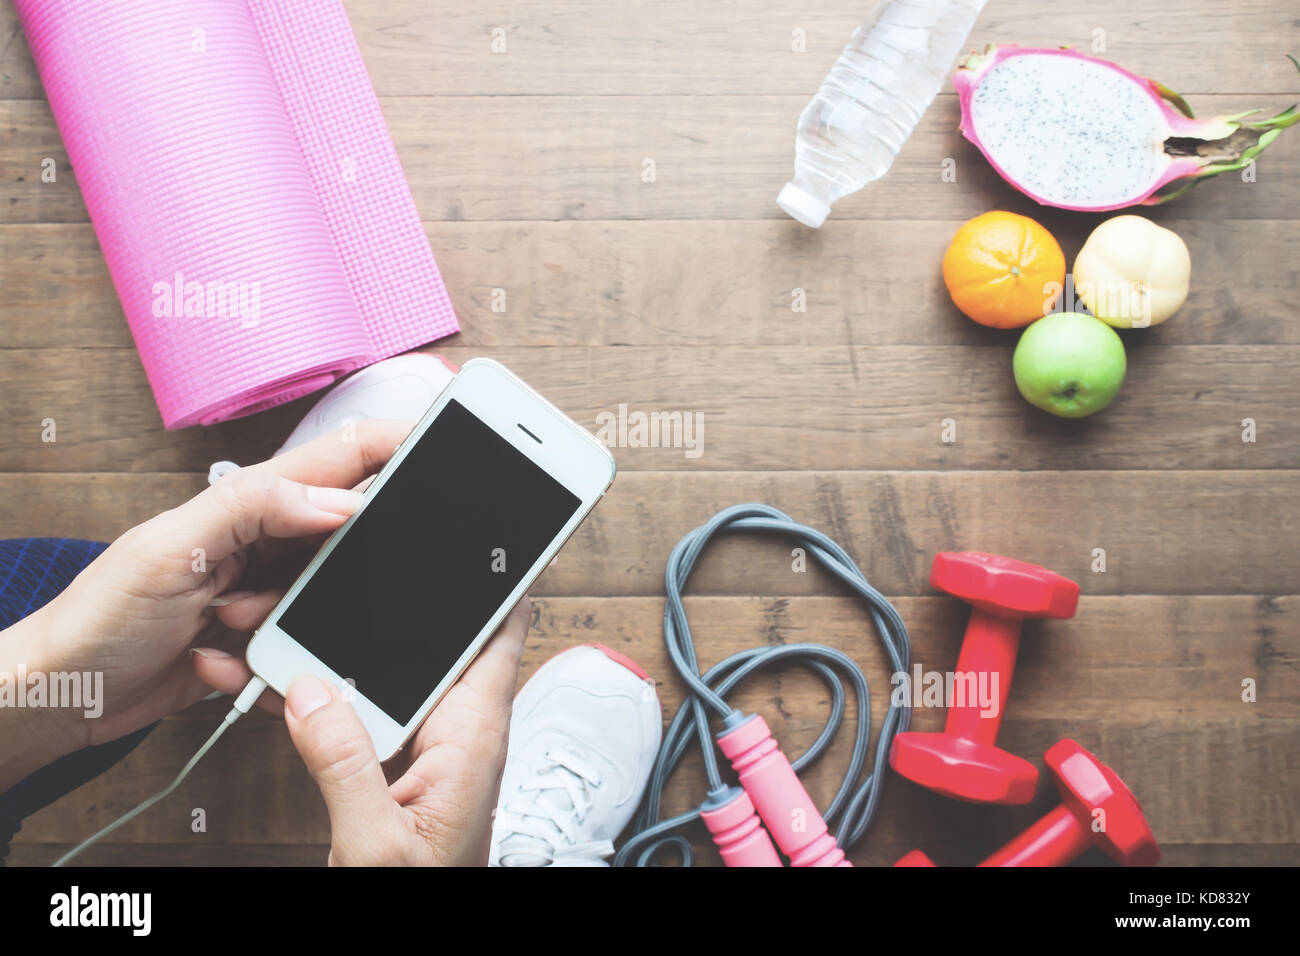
[889,552,1079,804]
[893,739,1160,867]
[894,849,936,866]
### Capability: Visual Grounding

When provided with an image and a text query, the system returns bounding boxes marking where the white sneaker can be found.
[208,352,457,483]
[490,644,662,867]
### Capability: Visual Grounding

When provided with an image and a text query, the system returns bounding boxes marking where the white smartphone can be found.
[246,358,615,760]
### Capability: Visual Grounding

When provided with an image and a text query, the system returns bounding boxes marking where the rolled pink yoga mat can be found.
[17,0,459,428]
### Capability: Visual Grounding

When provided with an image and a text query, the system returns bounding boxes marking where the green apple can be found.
[1013,312,1126,418]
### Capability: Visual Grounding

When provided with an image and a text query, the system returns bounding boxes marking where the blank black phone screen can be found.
[278,399,582,725]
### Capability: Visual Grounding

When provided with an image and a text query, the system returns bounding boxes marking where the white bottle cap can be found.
[777,182,830,228]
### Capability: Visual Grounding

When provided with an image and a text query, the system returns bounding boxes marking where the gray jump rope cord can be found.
[613,503,912,867]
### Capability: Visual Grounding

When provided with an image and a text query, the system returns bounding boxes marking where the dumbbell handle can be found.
[699,786,783,867]
[979,803,1092,867]
[894,807,1089,868]
[945,609,1022,745]
[717,713,851,867]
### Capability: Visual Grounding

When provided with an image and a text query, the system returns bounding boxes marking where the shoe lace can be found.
[495,748,614,866]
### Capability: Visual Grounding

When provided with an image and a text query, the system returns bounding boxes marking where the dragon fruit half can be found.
[953,44,1300,211]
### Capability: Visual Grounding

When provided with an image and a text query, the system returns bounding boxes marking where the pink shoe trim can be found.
[584,643,652,682]
[428,352,459,373]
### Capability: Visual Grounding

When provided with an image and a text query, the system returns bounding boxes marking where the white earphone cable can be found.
[51,676,267,867]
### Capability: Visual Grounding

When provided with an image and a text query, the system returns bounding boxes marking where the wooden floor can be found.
[3,1,1298,866]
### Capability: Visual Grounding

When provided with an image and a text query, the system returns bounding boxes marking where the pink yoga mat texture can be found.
[16,0,459,428]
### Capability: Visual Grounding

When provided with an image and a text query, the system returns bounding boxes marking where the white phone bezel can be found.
[245,357,615,761]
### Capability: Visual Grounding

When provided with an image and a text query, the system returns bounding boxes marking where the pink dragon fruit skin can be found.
[953,44,1300,212]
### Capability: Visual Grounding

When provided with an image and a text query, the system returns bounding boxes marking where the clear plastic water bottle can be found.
[778,0,987,227]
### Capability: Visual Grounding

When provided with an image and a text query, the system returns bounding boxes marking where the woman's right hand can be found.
[194,598,529,866]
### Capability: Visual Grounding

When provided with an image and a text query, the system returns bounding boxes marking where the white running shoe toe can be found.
[274,351,456,456]
[207,352,456,484]
[491,644,662,867]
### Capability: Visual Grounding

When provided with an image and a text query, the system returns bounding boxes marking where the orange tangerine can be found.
[942,211,1066,328]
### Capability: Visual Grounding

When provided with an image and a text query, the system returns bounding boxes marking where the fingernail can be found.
[190,647,233,659]
[208,590,256,607]
[287,674,332,720]
[306,485,366,516]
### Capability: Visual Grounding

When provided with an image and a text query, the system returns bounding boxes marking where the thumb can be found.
[283,675,398,856]
[168,466,366,567]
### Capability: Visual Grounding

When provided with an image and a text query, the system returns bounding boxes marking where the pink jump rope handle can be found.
[716,713,852,867]
[699,786,784,867]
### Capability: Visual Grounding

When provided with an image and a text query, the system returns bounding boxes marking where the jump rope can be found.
[615,503,912,867]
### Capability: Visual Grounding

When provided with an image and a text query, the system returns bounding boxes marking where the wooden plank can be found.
[4,93,1298,224]
[425,219,1300,347]
[8,841,1294,867]
[12,590,1297,849]
[11,708,1297,851]
[3,1,1297,99]
[520,595,1300,721]
[146,594,1300,724]
[0,471,1295,595]
[4,219,1298,350]
[0,345,1295,472]
[15,717,331,847]
[4,843,329,867]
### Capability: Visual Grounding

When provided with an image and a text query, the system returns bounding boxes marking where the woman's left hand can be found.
[0,420,413,789]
